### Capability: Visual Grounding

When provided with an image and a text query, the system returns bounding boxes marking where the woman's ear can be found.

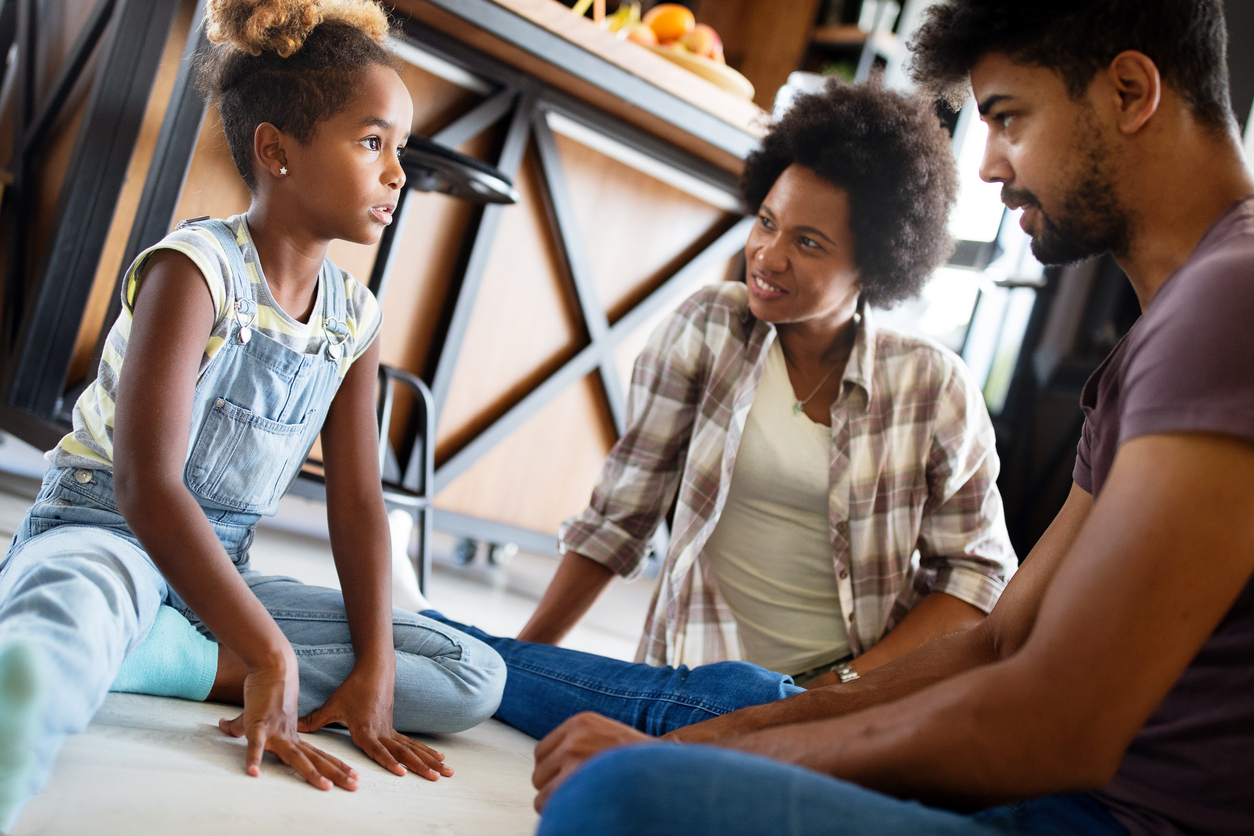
[253,122,290,181]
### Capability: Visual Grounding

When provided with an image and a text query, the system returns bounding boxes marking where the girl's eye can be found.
[995,113,1016,128]
[362,137,381,152]
[396,145,406,158]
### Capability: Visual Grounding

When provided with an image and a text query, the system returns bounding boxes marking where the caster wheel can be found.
[488,542,519,566]
[452,538,478,565]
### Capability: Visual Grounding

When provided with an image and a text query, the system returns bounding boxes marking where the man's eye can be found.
[362,137,381,151]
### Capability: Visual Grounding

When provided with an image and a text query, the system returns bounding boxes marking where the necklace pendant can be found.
[793,402,805,415]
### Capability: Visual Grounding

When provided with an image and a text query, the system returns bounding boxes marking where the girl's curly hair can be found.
[199,0,398,189]
[740,80,958,308]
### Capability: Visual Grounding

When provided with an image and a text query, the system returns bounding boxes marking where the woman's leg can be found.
[0,526,167,832]
[216,574,505,733]
[426,613,803,740]
[539,745,1011,836]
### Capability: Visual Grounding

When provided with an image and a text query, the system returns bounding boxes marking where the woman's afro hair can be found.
[740,80,958,308]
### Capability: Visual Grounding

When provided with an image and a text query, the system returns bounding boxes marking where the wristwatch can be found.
[832,662,860,683]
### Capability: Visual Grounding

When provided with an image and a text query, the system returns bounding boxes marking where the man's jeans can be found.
[539,745,1129,836]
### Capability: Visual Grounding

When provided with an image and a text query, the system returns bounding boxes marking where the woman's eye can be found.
[798,236,822,250]
[362,137,381,152]
[996,113,1016,128]
[758,214,774,229]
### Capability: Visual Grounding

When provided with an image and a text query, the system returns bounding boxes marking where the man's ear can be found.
[1106,50,1162,135]
[253,122,290,181]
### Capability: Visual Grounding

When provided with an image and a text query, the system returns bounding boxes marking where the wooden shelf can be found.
[810,24,900,55]
[811,24,867,47]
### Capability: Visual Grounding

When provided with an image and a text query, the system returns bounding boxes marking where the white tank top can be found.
[703,338,851,676]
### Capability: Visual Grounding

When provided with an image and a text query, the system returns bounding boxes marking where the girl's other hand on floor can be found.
[297,662,453,781]
[218,658,358,791]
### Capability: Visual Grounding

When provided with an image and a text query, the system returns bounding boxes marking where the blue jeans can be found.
[539,745,1128,836]
[425,614,803,740]
[0,468,506,816]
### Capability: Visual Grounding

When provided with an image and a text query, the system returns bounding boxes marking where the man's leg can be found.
[426,613,803,740]
[0,527,166,832]
[539,745,1012,836]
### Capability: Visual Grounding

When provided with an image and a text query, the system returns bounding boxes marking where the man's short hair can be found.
[908,0,1235,130]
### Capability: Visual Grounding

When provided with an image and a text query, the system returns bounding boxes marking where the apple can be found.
[620,21,658,46]
[680,23,722,61]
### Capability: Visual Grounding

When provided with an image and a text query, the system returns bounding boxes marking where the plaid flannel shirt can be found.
[560,283,1017,667]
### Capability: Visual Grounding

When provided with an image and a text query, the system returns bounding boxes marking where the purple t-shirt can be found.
[1074,196,1254,836]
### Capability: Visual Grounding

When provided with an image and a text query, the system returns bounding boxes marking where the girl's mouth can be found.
[370,204,395,224]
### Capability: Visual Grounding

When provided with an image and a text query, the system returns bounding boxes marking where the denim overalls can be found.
[0,219,503,812]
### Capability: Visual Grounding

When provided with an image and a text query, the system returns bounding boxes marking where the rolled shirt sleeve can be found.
[914,358,1017,613]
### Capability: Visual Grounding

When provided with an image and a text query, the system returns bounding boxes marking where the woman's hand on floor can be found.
[532,712,655,812]
[298,663,454,781]
[218,659,359,791]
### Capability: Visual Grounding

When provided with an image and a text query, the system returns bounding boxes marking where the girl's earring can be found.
[279,166,288,175]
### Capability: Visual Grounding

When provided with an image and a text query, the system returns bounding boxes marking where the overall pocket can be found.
[184,397,316,514]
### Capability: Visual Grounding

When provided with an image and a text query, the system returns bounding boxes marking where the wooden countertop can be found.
[388,0,770,172]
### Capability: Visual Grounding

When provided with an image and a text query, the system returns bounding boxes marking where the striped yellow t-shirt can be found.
[49,215,382,470]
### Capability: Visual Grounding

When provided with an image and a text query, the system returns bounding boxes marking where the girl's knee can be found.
[393,632,506,733]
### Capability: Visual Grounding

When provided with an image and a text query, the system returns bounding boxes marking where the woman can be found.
[517,78,1014,685]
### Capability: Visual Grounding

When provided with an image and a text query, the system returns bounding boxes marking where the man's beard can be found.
[1003,117,1132,266]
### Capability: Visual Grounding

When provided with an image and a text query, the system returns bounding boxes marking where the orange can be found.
[643,3,696,43]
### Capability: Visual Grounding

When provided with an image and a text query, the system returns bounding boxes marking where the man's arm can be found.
[666,481,1092,742]
[721,433,1254,806]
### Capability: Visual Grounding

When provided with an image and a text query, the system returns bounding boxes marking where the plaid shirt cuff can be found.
[559,509,652,579]
[930,563,1007,614]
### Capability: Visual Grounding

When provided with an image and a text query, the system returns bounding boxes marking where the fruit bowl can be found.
[646,45,755,100]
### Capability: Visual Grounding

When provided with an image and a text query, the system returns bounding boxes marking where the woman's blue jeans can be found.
[425,613,804,740]
[538,745,1129,836]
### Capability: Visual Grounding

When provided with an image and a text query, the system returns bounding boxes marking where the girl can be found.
[0,1,504,830]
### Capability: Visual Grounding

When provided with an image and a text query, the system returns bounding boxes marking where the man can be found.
[528,2,1254,835]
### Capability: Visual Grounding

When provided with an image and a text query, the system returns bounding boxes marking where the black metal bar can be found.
[530,108,628,429]
[434,342,599,492]
[6,0,179,416]
[1,0,37,355]
[91,1,209,376]
[401,0,759,162]
[434,215,754,491]
[433,508,558,555]
[21,0,114,153]
[431,88,515,147]
[427,91,533,418]
[365,185,410,300]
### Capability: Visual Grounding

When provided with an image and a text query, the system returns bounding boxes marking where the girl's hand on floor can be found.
[532,712,654,812]
[218,660,359,791]
[298,664,454,781]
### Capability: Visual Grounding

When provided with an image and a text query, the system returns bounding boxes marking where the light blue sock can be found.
[0,641,44,835]
[111,606,218,702]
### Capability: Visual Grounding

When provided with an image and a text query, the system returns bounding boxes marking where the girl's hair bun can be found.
[206,0,389,58]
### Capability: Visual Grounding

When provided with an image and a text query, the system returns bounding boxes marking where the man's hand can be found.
[218,656,359,791]
[532,712,654,811]
[297,662,453,781]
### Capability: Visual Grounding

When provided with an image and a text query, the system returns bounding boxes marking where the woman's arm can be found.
[113,249,355,790]
[517,552,615,644]
[296,336,453,781]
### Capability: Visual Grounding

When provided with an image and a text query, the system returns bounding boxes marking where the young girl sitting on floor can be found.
[0,1,505,830]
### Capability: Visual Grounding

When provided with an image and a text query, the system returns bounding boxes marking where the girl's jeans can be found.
[0,467,506,817]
